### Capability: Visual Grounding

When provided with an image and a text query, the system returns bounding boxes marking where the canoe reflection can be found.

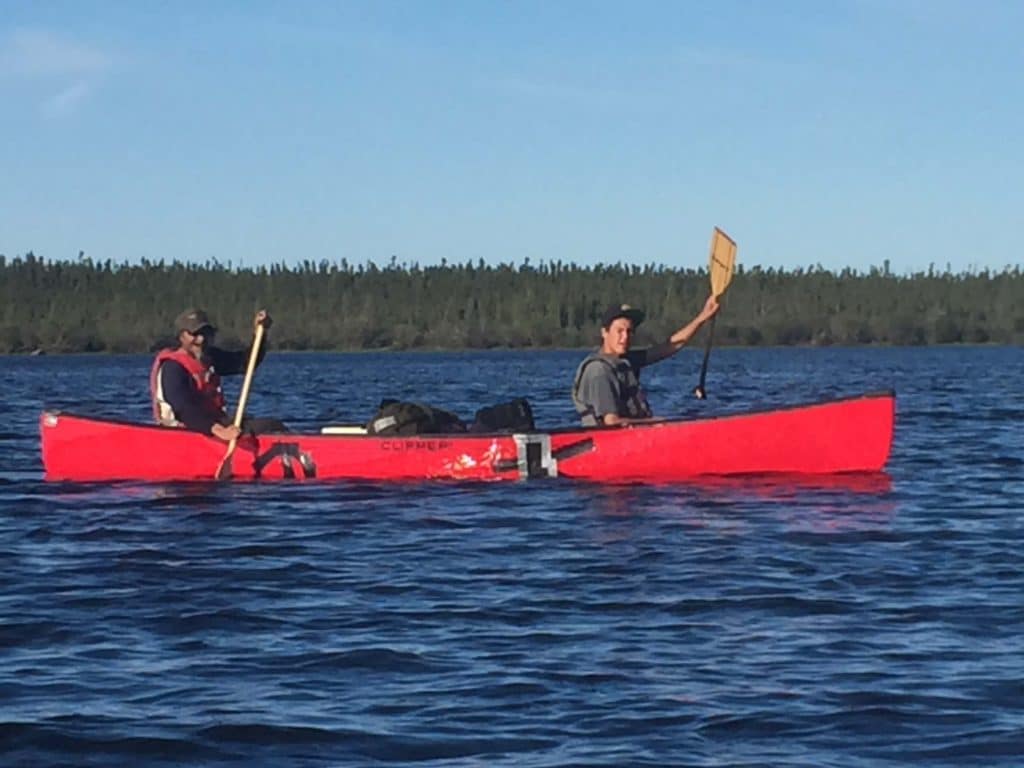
[579,472,896,532]
[581,471,891,494]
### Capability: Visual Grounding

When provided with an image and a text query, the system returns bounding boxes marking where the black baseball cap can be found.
[175,308,217,335]
[601,303,645,328]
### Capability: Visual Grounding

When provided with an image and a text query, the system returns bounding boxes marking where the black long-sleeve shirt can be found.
[158,344,266,435]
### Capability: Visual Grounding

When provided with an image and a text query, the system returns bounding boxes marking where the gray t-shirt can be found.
[573,349,655,425]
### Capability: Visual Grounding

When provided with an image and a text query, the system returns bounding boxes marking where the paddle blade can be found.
[215,439,238,480]
[709,227,737,298]
[695,229,733,400]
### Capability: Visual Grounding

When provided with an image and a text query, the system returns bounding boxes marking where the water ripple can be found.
[1,348,1022,766]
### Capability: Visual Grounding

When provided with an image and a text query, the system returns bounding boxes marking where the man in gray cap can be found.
[572,295,719,427]
[150,308,282,439]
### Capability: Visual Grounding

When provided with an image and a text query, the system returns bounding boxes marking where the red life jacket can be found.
[150,348,227,426]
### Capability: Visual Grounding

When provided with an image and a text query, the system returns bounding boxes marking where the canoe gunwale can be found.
[41,389,896,439]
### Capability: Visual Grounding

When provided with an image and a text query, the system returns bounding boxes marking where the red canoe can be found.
[39,392,894,483]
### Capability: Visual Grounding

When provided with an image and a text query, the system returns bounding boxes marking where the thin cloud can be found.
[0,28,110,117]
[41,80,93,118]
[0,28,109,76]
[487,74,631,109]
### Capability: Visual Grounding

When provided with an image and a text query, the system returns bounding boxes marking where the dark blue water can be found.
[2,347,1022,767]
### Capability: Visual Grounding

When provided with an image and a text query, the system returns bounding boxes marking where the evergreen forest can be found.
[1,252,1021,354]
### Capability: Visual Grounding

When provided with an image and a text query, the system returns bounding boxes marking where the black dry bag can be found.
[366,400,466,435]
[469,398,535,433]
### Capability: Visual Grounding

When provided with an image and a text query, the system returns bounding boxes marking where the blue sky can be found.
[1,1,1020,274]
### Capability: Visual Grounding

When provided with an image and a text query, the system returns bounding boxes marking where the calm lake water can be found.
[1,347,1022,767]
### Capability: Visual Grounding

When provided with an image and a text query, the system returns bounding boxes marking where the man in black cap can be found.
[150,308,282,439]
[571,295,719,427]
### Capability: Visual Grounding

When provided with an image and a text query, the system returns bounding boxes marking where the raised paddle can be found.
[215,319,266,480]
[694,227,737,399]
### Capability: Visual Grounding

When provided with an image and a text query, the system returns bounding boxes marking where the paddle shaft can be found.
[216,322,265,479]
[694,315,717,400]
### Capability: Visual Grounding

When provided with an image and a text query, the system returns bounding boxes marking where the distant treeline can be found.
[1,252,1021,353]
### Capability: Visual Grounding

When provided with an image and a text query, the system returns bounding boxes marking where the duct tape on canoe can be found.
[513,433,556,479]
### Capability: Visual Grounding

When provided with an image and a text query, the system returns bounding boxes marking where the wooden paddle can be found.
[215,320,266,480]
[694,227,737,399]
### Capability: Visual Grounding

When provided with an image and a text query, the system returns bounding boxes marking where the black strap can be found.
[253,442,317,479]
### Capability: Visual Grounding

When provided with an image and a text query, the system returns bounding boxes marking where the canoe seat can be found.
[320,425,369,435]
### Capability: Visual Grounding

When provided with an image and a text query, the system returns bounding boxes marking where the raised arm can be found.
[646,294,720,363]
[210,310,273,375]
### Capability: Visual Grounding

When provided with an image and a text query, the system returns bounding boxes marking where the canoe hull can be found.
[40,392,894,483]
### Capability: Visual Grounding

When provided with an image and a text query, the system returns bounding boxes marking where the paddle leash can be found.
[215,320,266,480]
[694,227,737,400]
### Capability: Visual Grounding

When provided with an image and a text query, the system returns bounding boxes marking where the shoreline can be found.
[3,341,1019,358]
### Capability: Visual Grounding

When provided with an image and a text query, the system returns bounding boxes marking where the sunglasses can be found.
[189,326,216,338]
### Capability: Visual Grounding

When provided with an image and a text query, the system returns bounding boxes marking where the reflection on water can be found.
[579,472,896,532]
